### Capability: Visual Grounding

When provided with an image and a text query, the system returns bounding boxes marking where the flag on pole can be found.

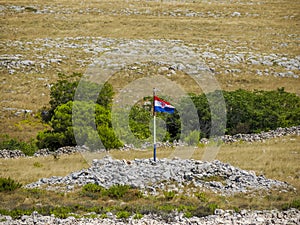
[154,96,175,114]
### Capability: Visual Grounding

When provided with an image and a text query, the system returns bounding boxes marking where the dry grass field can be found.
[0,0,299,216]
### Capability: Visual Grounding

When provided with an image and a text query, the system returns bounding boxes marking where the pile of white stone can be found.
[0,208,299,225]
[217,125,300,143]
[25,156,292,195]
[0,149,25,158]
[33,146,88,157]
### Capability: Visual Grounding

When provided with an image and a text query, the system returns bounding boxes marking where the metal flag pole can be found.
[153,88,157,162]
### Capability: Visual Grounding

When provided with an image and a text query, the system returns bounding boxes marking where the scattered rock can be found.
[0,37,299,78]
[0,208,299,225]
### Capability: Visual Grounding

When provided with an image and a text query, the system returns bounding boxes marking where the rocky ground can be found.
[0,208,299,225]
[1,35,298,77]
[1,1,299,224]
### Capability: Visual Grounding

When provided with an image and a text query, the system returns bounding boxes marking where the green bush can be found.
[133,213,143,219]
[37,131,69,151]
[282,199,300,210]
[0,209,33,219]
[106,184,130,199]
[184,130,200,145]
[0,177,22,192]
[190,88,300,137]
[38,100,122,150]
[0,135,37,156]
[81,183,105,199]
[50,206,73,219]
[43,73,114,122]
[100,213,108,219]
[207,202,219,214]
[38,76,300,151]
[184,211,193,218]
[158,204,177,212]
[82,183,104,193]
[116,210,131,219]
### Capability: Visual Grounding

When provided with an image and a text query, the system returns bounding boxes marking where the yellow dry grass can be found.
[0,154,89,184]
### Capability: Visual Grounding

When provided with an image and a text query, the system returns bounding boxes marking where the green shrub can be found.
[106,184,130,199]
[290,199,300,209]
[184,211,193,218]
[38,101,122,150]
[82,183,104,193]
[163,190,176,200]
[0,177,22,192]
[184,130,200,145]
[0,209,33,219]
[100,213,108,219]
[43,73,113,123]
[116,210,131,219]
[36,131,68,151]
[81,183,105,199]
[0,135,37,156]
[233,206,240,213]
[189,89,300,137]
[282,199,300,210]
[190,205,211,217]
[207,202,219,214]
[133,213,143,219]
[50,206,73,219]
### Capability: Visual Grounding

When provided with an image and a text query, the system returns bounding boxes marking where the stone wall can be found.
[0,125,299,158]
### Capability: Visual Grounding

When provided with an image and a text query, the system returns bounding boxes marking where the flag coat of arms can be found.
[154,96,175,114]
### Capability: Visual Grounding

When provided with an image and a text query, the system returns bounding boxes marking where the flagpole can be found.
[153,88,157,162]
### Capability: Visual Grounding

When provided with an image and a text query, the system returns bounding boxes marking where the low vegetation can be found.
[0,177,22,192]
[0,180,298,220]
[0,135,37,156]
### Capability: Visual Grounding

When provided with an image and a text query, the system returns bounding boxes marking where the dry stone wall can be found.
[0,126,299,158]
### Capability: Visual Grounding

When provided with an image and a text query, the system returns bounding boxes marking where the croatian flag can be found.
[154,96,175,114]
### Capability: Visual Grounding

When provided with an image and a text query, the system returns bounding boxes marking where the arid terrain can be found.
[0,0,299,224]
